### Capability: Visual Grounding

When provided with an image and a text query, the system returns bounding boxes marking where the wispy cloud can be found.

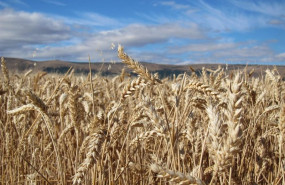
[159,1,199,15]
[230,0,285,17]
[10,0,28,6]
[0,0,28,7]
[154,0,284,32]
[41,0,66,6]
[0,1,10,7]
[160,1,193,10]
[190,0,268,32]
[47,12,123,30]
[76,12,121,27]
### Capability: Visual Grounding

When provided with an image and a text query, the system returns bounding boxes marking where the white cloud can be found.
[214,45,272,58]
[276,53,285,59]
[0,9,71,51]
[0,5,283,65]
[0,8,205,61]
[92,23,205,47]
[169,42,237,53]
[0,9,206,62]
[133,51,182,64]
[197,46,275,64]
[166,38,284,64]
[31,23,205,61]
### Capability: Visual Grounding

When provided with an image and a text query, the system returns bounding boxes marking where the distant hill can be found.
[2,57,285,79]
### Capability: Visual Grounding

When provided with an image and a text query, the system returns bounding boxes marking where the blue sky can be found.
[0,0,285,65]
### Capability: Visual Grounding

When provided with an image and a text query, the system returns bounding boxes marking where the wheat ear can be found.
[118,45,161,84]
[73,128,107,184]
[186,81,220,98]
[150,163,206,185]
[120,77,146,102]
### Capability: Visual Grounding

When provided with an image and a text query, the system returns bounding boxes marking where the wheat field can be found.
[1,45,285,184]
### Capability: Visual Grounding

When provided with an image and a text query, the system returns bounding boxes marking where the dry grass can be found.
[1,47,285,184]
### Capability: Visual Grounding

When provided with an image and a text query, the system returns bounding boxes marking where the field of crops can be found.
[1,46,284,184]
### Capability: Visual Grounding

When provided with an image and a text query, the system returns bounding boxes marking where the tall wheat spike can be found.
[118,45,161,84]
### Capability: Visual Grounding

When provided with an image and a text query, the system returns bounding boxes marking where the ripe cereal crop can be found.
[1,46,285,184]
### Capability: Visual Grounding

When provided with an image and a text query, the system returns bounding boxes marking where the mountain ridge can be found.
[2,57,285,78]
